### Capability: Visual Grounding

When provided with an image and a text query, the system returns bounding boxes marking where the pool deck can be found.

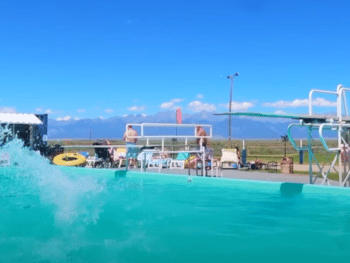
[135,167,340,186]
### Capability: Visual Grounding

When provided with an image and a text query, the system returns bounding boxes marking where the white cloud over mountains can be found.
[160,98,183,109]
[188,101,216,112]
[56,116,71,121]
[263,98,337,108]
[219,101,254,111]
[128,106,146,111]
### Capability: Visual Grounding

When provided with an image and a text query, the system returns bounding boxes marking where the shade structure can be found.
[0,113,43,125]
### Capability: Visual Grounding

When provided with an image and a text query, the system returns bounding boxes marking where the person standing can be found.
[123,125,138,167]
[123,125,138,146]
[196,126,208,149]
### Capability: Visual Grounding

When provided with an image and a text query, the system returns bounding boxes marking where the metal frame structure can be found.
[287,84,350,186]
[125,123,213,176]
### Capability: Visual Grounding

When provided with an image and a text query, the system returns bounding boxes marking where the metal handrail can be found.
[318,123,350,152]
[287,123,309,151]
[308,89,338,116]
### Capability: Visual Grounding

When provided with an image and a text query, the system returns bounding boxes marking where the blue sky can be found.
[1,0,350,121]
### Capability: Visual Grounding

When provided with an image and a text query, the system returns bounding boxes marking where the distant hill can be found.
[47,111,298,140]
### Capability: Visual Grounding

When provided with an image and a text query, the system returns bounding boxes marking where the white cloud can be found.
[123,114,128,117]
[142,114,147,117]
[77,108,85,113]
[0,107,16,113]
[160,98,183,109]
[56,116,71,121]
[36,108,59,114]
[99,116,104,119]
[219,101,254,111]
[74,117,80,121]
[188,101,216,112]
[128,106,146,111]
[160,102,174,109]
[263,98,337,108]
[105,109,113,113]
[274,110,286,114]
[197,94,204,99]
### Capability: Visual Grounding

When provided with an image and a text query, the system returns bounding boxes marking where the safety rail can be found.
[318,123,350,152]
[308,89,339,116]
[287,123,312,151]
[337,86,350,122]
[126,123,212,137]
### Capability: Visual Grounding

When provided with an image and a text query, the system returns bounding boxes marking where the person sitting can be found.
[93,139,113,167]
[234,146,243,168]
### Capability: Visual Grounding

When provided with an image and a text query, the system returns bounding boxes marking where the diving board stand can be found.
[215,84,350,187]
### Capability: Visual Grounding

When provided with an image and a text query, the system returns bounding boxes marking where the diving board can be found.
[214,112,350,123]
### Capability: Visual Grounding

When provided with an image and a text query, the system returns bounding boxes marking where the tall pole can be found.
[227,73,239,141]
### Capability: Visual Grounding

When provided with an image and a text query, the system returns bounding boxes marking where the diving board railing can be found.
[125,123,212,150]
[308,84,350,121]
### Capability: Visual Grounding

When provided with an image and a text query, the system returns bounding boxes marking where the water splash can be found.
[0,126,106,226]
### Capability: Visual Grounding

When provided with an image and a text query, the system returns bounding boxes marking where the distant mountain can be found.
[47,111,299,140]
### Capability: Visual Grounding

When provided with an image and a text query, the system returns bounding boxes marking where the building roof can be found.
[0,113,43,125]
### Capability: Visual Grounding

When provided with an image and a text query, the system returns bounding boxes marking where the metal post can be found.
[307,126,313,184]
[202,143,206,176]
[227,73,239,141]
[29,125,34,149]
[141,151,145,172]
[339,127,343,186]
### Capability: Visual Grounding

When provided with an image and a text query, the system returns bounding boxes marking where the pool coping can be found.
[56,166,350,196]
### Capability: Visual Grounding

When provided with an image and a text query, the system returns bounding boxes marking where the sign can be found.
[176,108,182,124]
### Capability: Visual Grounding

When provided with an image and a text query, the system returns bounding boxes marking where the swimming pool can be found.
[1,163,350,263]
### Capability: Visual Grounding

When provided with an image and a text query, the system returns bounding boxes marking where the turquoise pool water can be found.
[1,164,350,263]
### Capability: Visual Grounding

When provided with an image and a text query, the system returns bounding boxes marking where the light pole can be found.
[281,135,288,157]
[227,72,239,141]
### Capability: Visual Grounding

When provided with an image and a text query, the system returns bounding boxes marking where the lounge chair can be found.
[148,152,172,168]
[137,149,158,168]
[220,149,240,169]
[114,148,127,168]
[169,152,190,169]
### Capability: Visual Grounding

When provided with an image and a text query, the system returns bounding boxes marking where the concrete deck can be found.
[132,167,340,186]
